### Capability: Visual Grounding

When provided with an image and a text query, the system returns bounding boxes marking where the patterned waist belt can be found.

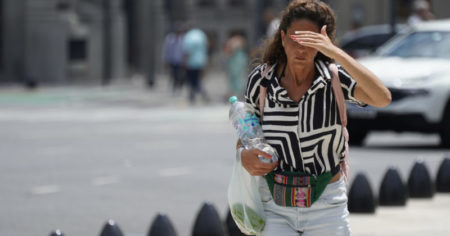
[264,170,334,207]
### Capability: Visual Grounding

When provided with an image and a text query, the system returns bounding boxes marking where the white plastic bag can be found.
[227,151,266,235]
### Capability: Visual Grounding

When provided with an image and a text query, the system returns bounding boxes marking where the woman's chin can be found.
[290,56,312,64]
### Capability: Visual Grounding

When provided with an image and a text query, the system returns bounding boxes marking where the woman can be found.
[224,33,248,98]
[236,1,391,235]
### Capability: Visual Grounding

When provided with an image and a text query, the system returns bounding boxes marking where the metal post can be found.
[390,0,397,35]
[102,0,112,85]
[0,0,4,72]
[147,0,156,88]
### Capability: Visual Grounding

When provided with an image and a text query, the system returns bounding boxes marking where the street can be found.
[0,77,449,236]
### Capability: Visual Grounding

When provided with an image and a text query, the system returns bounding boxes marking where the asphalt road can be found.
[0,77,449,236]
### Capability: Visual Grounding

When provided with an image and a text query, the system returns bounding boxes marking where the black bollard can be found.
[49,229,64,236]
[99,219,124,236]
[348,173,376,213]
[192,202,226,236]
[408,161,434,198]
[379,168,407,206]
[148,213,177,236]
[225,208,245,236]
[436,157,450,192]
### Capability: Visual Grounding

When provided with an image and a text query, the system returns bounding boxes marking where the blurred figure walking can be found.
[183,28,210,104]
[408,0,434,25]
[224,33,248,99]
[163,23,185,94]
[263,7,281,38]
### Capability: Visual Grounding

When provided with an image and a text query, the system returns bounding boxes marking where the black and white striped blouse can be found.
[245,59,365,176]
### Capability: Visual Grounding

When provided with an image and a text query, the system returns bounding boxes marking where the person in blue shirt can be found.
[163,24,185,94]
[224,33,248,99]
[183,28,210,103]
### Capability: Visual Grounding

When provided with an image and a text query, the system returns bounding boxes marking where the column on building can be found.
[2,0,26,83]
[127,0,165,86]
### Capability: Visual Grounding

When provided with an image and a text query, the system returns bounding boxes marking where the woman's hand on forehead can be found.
[290,25,339,59]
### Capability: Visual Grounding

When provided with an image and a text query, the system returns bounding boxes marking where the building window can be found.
[68,39,87,62]
[56,0,71,11]
[228,0,246,7]
[197,0,216,7]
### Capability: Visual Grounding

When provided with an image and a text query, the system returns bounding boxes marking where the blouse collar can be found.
[265,59,332,104]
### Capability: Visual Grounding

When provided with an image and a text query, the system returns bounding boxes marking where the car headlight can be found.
[396,76,430,87]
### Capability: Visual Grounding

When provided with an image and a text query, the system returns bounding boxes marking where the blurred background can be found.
[0,0,449,87]
[1,0,450,236]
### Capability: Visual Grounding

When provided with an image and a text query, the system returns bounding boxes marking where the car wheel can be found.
[348,124,368,146]
[440,103,450,148]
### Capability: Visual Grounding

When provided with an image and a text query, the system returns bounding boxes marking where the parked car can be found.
[347,19,450,147]
[340,24,407,58]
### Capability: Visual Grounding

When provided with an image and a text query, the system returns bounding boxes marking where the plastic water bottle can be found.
[229,96,278,163]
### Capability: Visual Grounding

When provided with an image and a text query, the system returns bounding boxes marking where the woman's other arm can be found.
[293,26,392,107]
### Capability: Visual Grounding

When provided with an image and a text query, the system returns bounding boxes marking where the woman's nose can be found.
[295,43,306,51]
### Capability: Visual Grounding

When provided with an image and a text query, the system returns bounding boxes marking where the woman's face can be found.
[281,19,320,67]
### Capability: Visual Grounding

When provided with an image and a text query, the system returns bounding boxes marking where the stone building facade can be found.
[1,0,126,84]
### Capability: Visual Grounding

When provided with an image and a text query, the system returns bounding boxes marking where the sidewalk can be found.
[0,72,231,109]
[350,194,450,236]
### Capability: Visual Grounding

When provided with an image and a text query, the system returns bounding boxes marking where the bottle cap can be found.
[229,96,238,104]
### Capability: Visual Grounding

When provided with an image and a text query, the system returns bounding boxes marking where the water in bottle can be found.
[229,96,278,163]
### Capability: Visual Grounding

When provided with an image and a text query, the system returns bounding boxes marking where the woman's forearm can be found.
[333,47,392,107]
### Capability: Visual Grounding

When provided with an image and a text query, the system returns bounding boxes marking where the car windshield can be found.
[379,31,450,59]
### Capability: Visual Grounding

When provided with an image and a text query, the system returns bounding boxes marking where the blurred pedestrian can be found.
[183,27,210,104]
[408,0,434,26]
[224,33,248,100]
[163,23,185,94]
[235,0,391,235]
[263,7,281,38]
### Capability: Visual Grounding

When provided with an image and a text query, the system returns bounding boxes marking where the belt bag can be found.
[265,171,332,207]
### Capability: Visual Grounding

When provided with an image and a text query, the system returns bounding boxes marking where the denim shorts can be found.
[257,175,350,236]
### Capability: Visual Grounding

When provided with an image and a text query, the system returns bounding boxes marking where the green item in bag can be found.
[231,203,265,234]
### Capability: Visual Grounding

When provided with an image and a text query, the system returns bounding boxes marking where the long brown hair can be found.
[262,0,337,66]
